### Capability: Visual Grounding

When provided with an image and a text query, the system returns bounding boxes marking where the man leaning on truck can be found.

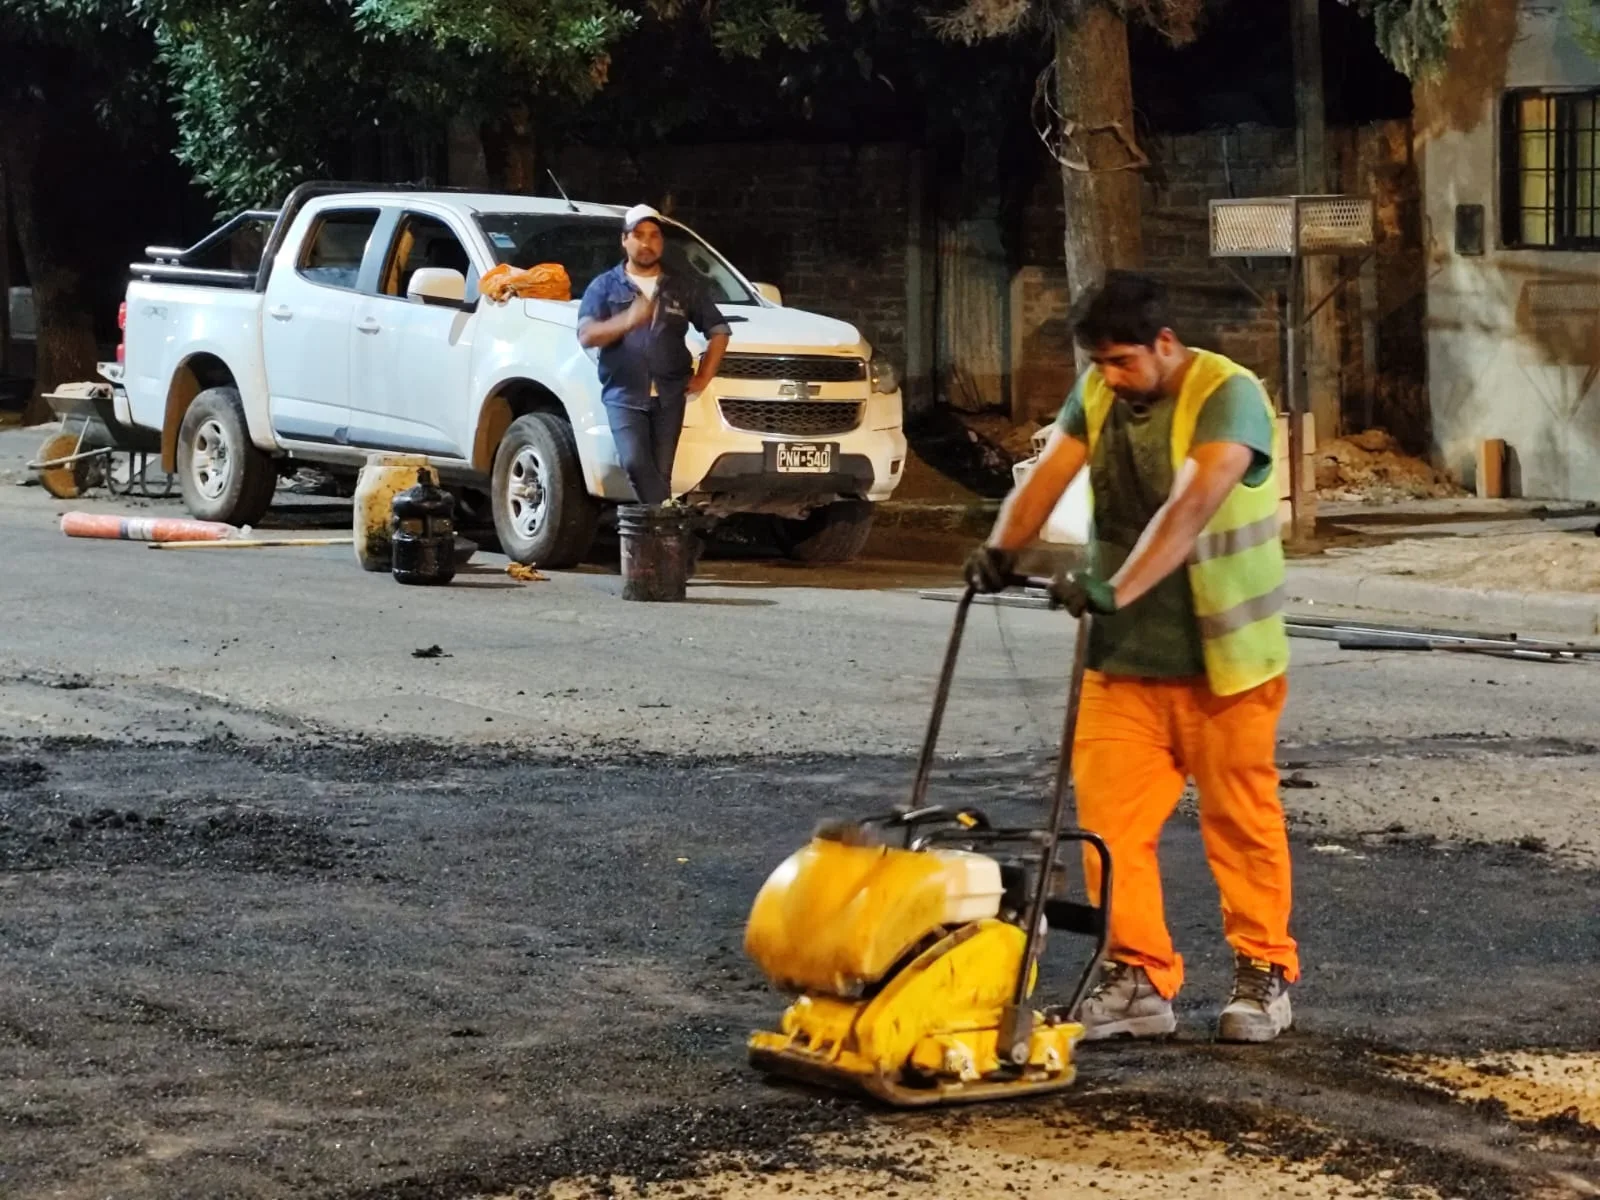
[576,204,732,505]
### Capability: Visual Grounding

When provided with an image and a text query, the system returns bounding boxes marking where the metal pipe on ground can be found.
[147,537,353,551]
[918,591,1600,660]
[1286,618,1600,662]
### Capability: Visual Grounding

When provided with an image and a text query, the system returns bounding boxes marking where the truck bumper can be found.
[674,426,907,510]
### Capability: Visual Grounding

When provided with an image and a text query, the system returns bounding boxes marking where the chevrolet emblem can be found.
[777,380,822,399]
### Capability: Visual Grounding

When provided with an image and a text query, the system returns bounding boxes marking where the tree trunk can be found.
[1291,0,1341,444]
[447,117,491,189]
[1053,2,1143,324]
[0,109,99,426]
[482,106,537,193]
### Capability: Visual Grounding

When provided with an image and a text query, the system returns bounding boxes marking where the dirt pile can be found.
[962,413,1046,462]
[889,451,985,505]
[1316,429,1465,503]
[904,408,1015,498]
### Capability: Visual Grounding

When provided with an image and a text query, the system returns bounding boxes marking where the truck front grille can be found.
[719,400,864,437]
[716,354,867,383]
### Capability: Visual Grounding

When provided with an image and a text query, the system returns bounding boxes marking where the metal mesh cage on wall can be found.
[1209,196,1375,257]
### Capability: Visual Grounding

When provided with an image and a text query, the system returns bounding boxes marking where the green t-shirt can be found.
[1054,370,1275,678]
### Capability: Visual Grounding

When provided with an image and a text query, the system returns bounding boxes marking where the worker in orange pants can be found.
[1073,671,1298,1007]
[967,271,1299,1042]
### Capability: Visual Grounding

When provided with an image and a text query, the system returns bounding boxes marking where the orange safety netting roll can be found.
[60,512,237,542]
[480,262,572,303]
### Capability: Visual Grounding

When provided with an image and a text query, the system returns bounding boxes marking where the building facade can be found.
[1419,0,1600,499]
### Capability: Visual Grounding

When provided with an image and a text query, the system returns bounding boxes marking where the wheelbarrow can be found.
[26,368,174,500]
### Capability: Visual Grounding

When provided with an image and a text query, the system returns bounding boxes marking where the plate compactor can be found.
[744,577,1112,1106]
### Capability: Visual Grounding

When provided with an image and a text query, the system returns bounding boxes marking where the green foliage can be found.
[6,0,642,208]
[643,0,829,58]
[1568,0,1600,61]
[1,0,152,115]
[552,0,1042,150]
[1341,0,1464,77]
[152,0,639,207]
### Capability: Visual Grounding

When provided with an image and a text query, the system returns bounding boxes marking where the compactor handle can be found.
[908,577,1062,813]
[1003,573,1056,594]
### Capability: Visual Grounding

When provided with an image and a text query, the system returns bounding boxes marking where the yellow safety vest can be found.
[1080,349,1290,696]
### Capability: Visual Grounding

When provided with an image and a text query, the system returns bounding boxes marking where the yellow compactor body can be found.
[744,825,1107,1106]
[743,586,1110,1107]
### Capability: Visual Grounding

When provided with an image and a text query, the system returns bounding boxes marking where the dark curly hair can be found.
[1070,270,1171,349]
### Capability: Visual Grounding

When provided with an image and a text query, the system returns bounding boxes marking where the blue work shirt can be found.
[577,264,732,412]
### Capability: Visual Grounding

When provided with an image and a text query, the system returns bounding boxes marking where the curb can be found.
[1285,566,1600,637]
[874,499,1001,539]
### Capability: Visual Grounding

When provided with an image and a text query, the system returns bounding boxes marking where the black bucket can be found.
[618,504,693,602]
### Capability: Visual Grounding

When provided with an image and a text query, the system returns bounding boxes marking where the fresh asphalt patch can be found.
[0,739,1595,1198]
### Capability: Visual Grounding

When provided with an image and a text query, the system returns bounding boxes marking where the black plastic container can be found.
[391,483,457,586]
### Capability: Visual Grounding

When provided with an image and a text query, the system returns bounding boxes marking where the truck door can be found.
[347,211,481,459]
[262,207,381,445]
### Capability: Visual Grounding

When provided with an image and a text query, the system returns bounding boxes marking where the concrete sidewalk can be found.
[1291,498,1600,637]
[1284,563,1600,636]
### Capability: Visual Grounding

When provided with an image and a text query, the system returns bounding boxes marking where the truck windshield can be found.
[475,213,756,304]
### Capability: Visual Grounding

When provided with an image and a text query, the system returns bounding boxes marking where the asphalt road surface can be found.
[1,428,1596,1198]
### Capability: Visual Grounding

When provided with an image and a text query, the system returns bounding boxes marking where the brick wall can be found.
[1013,124,1297,421]
[1015,120,1425,436]
[1145,126,1299,396]
[548,125,1424,439]
[547,143,914,373]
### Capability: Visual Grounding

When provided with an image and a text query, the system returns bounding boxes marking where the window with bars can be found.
[1501,89,1600,249]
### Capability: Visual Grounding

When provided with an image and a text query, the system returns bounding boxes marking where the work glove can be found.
[963,544,1016,594]
[1048,569,1119,618]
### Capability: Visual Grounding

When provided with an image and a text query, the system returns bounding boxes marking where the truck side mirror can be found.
[408,267,467,307]
[753,282,783,307]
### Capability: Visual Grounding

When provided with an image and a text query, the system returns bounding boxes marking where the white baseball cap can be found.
[623,204,664,233]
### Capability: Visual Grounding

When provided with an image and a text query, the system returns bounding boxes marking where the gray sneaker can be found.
[1077,961,1177,1041]
[1216,955,1293,1043]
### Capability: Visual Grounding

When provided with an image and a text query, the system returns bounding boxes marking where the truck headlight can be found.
[869,354,899,395]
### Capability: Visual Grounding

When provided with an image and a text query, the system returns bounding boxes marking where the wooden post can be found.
[1287,255,1306,538]
[1292,0,1341,450]
[903,146,936,421]
[0,162,10,377]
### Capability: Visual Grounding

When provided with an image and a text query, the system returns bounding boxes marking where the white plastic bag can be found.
[1011,454,1091,545]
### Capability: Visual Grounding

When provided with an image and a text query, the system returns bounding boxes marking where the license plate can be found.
[773,442,834,473]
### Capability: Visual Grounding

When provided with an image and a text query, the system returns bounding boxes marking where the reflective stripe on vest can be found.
[1081,349,1290,696]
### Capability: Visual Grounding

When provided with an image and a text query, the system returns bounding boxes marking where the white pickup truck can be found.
[119,182,907,565]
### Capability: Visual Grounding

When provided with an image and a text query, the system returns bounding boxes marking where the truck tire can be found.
[773,499,875,564]
[491,412,599,568]
[176,387,277,526]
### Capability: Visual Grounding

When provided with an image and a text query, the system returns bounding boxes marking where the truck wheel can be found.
[491,412,599,568]
[773,499,875,564]
[176,387,277,526]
